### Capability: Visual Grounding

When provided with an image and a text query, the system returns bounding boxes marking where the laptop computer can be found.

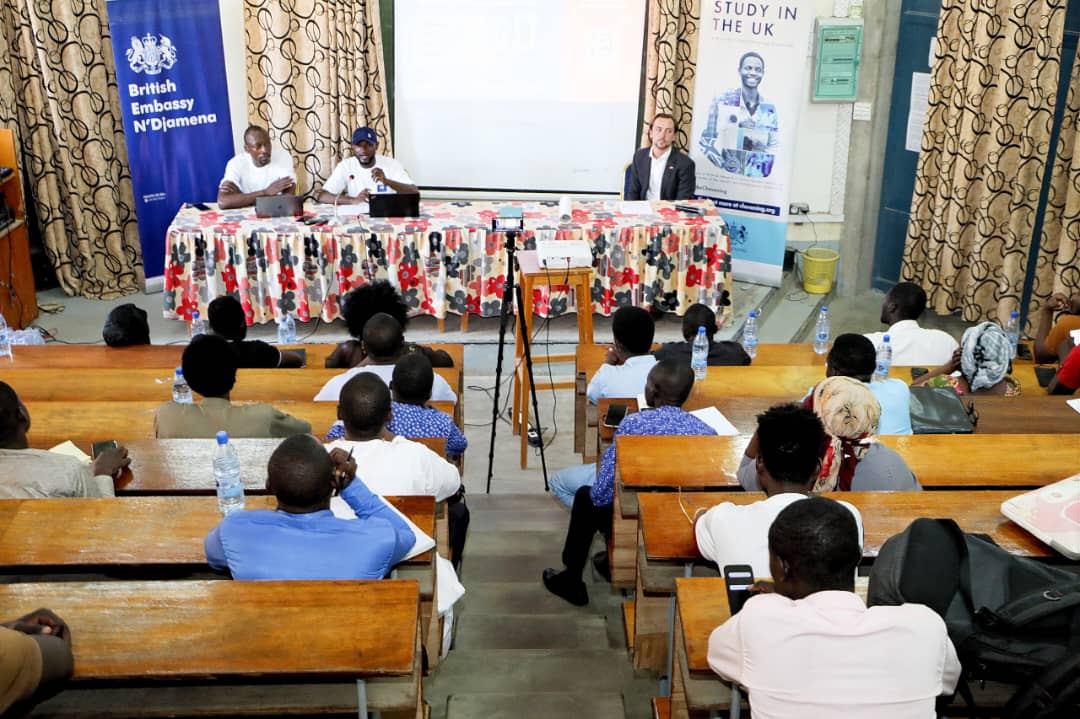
[1000,474,1080,559]
[255,194,304,218]
[369,192,420,218]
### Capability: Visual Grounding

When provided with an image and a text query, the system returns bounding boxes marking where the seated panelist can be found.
[217,125,296,209]
[625,113,696,202]
[316,126,418,205]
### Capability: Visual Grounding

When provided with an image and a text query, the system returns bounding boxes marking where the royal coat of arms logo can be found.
[127,34,177,75]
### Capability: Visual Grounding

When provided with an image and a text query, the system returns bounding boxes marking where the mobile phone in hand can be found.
[91,440,118,458]
[603,403,629,428]
[911,367,929,379]
[724,564,755,615]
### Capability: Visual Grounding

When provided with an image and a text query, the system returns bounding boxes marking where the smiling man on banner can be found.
[217,125,297,209]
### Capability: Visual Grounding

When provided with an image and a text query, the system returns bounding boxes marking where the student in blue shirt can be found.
[821,334,912,435]
[204,434,414,580]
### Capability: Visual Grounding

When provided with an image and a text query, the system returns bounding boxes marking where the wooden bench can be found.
[628,490,1053,677]
[0,579,422,717]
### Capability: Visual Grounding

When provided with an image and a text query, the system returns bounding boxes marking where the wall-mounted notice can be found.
[905,72,931,153]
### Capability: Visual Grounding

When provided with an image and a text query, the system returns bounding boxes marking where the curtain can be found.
[244,0,392,196]
[1029,40,1080,322]
[641,0,700,149]
[0,0,143,298]
[901,0,1066,323]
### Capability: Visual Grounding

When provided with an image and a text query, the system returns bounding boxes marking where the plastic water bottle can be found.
[813,306,830,354]
[190,310,208,338]
[171,366,192,404]
[691,326,709,380]
[743,310,758,360]
[213,430,245,516]
[0,314,11,360]
[873,335,893,382]
[1005,310,1020,358]
[278,313,296,344]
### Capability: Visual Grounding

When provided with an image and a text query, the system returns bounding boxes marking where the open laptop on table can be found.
[255,194,304,218]
[370,192,420,218]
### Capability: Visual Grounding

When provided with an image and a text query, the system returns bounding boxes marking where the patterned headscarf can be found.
[960,322,1011,392]
[806,376,881,492]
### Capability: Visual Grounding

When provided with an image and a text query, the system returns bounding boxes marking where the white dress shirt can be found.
[646,148,671,201]
[585,354,658,404]
[322,155,415,197]
[314,364,457,403]
[326,436,461,502]
[865,320,959,367]
[0,449,115,498]
[695,494,864,579]
[219,150,296,194]
[708,591,961,719]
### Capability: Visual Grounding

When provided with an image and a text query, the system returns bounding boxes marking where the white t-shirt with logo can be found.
[322,155,415,197]
[219,150,296,194]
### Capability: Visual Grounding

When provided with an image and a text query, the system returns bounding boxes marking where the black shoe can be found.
[542,568,589,606]
[592,551,611,583]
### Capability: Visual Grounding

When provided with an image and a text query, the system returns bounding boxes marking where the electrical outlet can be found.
[788,203,810,215]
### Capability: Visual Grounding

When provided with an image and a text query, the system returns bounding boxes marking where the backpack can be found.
[867,517,1080,719]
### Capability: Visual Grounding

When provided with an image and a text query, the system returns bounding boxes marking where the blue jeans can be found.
[549,463,596,508]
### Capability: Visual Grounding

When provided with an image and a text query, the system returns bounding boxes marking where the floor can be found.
[20,271,974,717]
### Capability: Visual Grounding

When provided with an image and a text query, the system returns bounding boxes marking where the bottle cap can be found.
[192,311,199,319]
[749,310,757,318]
[698,326,706,334]
[216,430,229,445]
[1010,310,1018,317]
[821,306,828,312]
[175,366,183,375]
[883,335,890,342]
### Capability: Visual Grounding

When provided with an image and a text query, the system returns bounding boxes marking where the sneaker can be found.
[592,551,611,583]
[542,568,589,606]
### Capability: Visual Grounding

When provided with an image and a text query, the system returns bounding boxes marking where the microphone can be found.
[333,175,355,225]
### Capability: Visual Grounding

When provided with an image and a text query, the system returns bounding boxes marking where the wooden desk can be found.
[115,437,449,494]
[0,579,421,716]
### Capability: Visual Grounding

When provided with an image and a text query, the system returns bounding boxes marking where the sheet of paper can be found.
[905,72,931,153]
[49,440,91,463]
[334,203,369,218]
[619,201,653,215]
[330,494,436,560]
[689,406,741,436]
[1068,398,1080,415]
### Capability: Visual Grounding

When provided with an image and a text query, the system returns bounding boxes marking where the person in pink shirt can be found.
[707,497,961,718]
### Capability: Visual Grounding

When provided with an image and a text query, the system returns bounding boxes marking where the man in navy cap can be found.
[317,126,418,205]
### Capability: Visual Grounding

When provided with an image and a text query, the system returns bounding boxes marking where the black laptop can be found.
[255,194,304,218]
[369,192,420,218]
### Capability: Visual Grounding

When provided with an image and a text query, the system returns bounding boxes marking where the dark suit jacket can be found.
[625,147,696,201]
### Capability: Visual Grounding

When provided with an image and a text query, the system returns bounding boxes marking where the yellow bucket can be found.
[801,248,839,294]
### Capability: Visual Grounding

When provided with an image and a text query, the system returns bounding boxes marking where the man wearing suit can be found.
[625,113,696,201]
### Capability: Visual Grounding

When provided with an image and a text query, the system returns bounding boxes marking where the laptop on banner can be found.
[370,193,420,218]
[255,194,304,218]
[1000,474,1080,560]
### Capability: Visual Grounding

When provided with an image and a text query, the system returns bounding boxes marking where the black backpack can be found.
[867,517,1080,718]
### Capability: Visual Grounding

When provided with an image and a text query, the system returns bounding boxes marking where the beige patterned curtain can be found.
[0,0,143,298]
[244,0,392,196]
[641,0,700,149]
[1028,41,1080,323]
[901,0,1067,323]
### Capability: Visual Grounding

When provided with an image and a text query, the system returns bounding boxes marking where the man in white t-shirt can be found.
[694,403,863,578]
[865,282,959,366]
[708,497,960,718]
[316,126,418,205]
[217,125,296,209]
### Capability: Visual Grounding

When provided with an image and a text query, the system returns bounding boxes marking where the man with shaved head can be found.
[203,434,414,580]
[217,124,296,209]
[542,361,717,605]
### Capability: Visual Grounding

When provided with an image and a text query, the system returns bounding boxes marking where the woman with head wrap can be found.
[914,322,1020,396]
[737,376,921,492]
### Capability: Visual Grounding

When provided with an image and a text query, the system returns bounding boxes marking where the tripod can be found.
[485,232,549,493]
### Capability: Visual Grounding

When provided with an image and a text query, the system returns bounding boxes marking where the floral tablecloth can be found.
[163,200,732,325]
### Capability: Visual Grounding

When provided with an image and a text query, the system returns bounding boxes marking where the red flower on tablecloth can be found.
[571,208,591,222]
[177,293,198,320]
[420,295,434,314]
[532,288,549,315]
[706,245,724,267]
[484,233,502,255]
[656,207,681,221]
[385,238,402,265]
[600,287,615,314]
[476,209,498,221]
[485,274,506,297]
[296,303,311,322]
[219,222,242,235]
[200,211,223,225]
[398,263,419,287]
[466,294,481,313]
[618,267,638,285]
[278,271,297,291]
[685,265,702,287]
[164,261,184,290]
[241,298,254,324]
[585,215,617,229]
[221,265,238,293]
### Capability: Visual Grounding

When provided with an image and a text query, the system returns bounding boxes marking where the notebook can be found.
[1000,474,1080,560]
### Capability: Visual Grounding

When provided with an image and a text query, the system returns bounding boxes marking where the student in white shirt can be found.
[316,126,417,205]
[694,404,863,578]
[217,125,296,209]
[708,497,961,719]
[865,282,959,366]
[314,313,456,403]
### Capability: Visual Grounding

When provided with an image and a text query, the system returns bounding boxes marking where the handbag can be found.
[908,385,977,434]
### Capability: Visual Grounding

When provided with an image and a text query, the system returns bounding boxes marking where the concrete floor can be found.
[20,271,975,717]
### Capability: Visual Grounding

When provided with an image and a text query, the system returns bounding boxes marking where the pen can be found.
[340,447,354,485]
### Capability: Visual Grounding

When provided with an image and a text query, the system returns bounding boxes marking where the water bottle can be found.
[813,306,830,355]
[691,326,709,380]
[213,430,245,516]
[190,310,208,338]
[1005,310,1020,358]
[171,366,193,404]
[742,310,758,360]
[873,335,893,382]
[277,312,296,344]
[0,314,11,360]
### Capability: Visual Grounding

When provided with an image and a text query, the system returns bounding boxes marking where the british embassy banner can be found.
[107,0,234,279]
[689,1,814,286]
